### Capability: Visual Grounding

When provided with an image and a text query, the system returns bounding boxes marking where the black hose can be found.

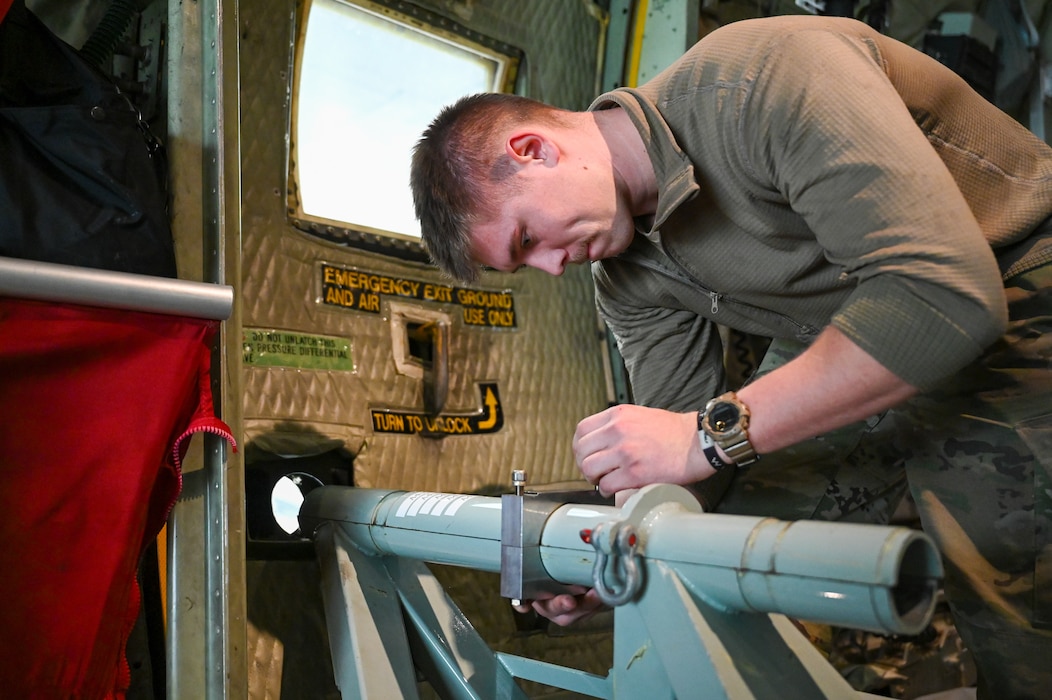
[79,0,139,69]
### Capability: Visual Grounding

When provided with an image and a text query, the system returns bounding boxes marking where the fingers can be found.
[573,406,625,490]
[574,405,711,496]
[511,587,607,627]
[512,584,588,612]
[573,407,614,443]
[524,588,606,627]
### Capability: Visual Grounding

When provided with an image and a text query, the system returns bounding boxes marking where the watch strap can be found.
[697,418,730,471]
[721,435,759,466]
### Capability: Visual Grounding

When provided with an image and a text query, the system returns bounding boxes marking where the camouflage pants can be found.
[717,262,1052,699]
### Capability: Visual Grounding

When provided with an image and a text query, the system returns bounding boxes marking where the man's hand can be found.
[572,404,716,497]
[512,586,607,626]
[573,330,921,501]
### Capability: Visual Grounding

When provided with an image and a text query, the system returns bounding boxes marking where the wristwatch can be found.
[700,391,759,467]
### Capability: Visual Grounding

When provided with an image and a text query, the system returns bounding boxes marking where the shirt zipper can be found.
[632,243,820,338]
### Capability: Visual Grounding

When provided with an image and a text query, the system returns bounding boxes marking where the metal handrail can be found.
[0,255,233,320]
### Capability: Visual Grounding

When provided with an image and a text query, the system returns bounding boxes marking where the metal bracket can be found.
[499,471,576,603]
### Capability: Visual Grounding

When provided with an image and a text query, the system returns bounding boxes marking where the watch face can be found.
[709,402,739,432]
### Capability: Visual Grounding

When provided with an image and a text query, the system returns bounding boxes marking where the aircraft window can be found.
[288,0,521,258]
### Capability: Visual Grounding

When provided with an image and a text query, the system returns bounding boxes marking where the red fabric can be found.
[0,298,235,699]
[0,0,12,25]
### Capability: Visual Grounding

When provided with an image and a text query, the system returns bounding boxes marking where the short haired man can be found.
[412,15,1052,698]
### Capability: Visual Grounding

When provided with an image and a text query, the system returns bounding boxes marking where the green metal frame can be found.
[301,483,943,699]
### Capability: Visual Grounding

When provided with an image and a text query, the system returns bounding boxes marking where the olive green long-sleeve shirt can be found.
[590,16,1052,408]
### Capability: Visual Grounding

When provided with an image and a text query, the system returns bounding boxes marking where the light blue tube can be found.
[301,487,507,571]
[301,486,941,635]
[542,506,941,635]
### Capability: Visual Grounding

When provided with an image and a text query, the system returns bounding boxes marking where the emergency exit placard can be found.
[319,263,516,328]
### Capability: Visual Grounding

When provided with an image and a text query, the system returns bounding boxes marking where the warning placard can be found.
[371,383,503,437]
[243,328,354,371]
[320,263,516,328]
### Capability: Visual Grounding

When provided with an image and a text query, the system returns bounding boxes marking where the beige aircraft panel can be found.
[236,1,616,696]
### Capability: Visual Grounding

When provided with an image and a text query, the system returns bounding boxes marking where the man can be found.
[411,15,1052,698]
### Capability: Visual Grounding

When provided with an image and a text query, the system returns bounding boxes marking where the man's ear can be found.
[506,131,558,166]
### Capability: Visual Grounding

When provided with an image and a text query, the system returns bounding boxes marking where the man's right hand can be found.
[512,586,607,626]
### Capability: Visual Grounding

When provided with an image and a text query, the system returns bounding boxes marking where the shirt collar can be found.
[588,88,699,244]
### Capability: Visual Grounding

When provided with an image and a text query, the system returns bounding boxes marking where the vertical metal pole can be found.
[203,0,246,696]
[166,0,245,697]
[200,0,227,691]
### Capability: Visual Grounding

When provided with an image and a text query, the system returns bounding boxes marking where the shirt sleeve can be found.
[743,27,1008,389]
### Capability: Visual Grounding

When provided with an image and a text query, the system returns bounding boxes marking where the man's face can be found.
[469,157,635,276]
